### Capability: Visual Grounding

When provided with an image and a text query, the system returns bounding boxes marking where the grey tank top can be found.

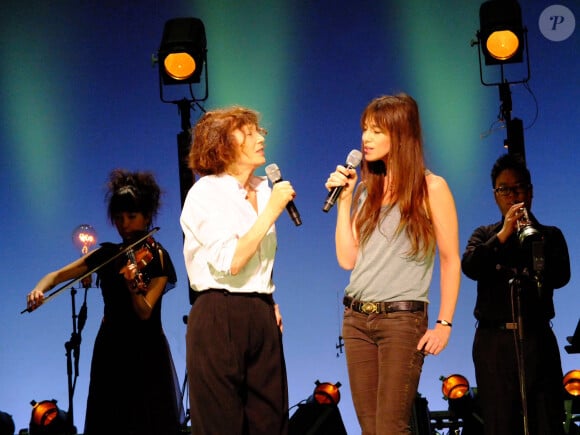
[345,202,434,303]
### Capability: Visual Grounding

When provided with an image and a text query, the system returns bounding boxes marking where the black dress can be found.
[83,235,184,435]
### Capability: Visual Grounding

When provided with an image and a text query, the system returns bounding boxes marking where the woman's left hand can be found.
[274,304,283,333]
[121,262,138,281]
[417,324,451,356]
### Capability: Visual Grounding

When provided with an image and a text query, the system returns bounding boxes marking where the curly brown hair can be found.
[106,169,161,225]
[354,94,434,259]
[187,106,267,176]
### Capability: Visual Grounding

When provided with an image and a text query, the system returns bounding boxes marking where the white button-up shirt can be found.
[180,173,277,294]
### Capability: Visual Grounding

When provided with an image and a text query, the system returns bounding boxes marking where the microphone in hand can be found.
[322,149,363,212]
[265,163,302,226]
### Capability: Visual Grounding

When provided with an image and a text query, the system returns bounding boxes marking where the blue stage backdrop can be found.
[1,0,578,433]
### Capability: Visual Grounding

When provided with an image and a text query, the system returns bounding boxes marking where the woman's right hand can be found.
[268,180,296,217]
[27,288,45,310]
[25,258,89,311]
[497,202,525,243]
[325,165,358,199]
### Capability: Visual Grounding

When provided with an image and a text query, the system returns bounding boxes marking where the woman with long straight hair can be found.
[325,93,461,434]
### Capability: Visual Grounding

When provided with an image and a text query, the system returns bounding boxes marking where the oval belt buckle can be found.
[361,302,378,314]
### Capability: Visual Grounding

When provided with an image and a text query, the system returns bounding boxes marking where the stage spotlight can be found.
[478,0,525,65]
[473,0,530,160]
[157,17,207,86]
[565,370,580,397]
[441,374,470,400]
[564,370,580,435]
[29,399,73,435]
[564,370,580,413]
[0,411,15,435]
[154,17,209,306]
[289,381,347,435]
[310,380,341,405]
[440,375,484,434]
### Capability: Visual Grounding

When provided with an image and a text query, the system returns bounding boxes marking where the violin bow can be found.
[21,227,160,314]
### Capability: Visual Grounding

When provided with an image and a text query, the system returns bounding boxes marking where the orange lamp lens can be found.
[31,400,58,426]
[164,53,196,80]
[313,382,341,405]
[563,370,580,396]
[442,374,470,400]
[486,30,520,60]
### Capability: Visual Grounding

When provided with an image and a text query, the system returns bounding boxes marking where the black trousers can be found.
[186,290,289,435]
[472,325,565,435]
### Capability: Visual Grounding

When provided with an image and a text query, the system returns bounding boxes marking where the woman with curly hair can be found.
[180,106,294,434]
[27,169,183,435]
[325,94,461,434]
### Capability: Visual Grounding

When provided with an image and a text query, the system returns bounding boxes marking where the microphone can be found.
[265,163,302,226]
[532,239,545,295]
[322,149,363,212]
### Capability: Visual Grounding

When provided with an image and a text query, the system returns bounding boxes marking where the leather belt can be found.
[343,296,426,315]
[197,289,275,305]
[477,320,518,330]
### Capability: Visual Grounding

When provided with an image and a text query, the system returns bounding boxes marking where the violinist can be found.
[26,169,184,435]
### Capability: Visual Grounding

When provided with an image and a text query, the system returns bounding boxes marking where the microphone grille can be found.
[346,149,363,167]
[265,163,282,183]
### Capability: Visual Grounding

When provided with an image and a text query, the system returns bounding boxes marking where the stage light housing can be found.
[289,381,347,435]
[311,380,342,405]
[478,0,525,65]
[440,373,483,426]
[564,369,580,414]
[157,17,207,85]
[29,399,71,435]
[441,374,470,400]
[564,370,580,397]
[563,370,580,432]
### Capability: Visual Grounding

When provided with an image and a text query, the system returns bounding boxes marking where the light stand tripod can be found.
[154,19,209,429]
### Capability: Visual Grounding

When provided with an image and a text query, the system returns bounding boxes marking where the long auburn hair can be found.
[353,94,434,259]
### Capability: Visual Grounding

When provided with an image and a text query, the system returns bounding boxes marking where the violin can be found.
[127,244,154,271]
[120,236,157,293]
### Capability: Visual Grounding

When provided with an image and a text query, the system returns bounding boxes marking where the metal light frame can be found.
[155,17,208,104]
[474,0,530,87]
[472,0,530,162]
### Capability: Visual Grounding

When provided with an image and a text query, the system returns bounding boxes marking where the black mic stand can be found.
[509,272,530,435]
[63,276,91,434]
[179,314,191,428]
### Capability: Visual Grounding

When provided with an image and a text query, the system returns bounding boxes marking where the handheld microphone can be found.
[322,149,363,212]
[265,163,302,226]
[532,239,545,295]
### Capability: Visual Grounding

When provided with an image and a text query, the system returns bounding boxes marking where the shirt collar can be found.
[219,173,268,197]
